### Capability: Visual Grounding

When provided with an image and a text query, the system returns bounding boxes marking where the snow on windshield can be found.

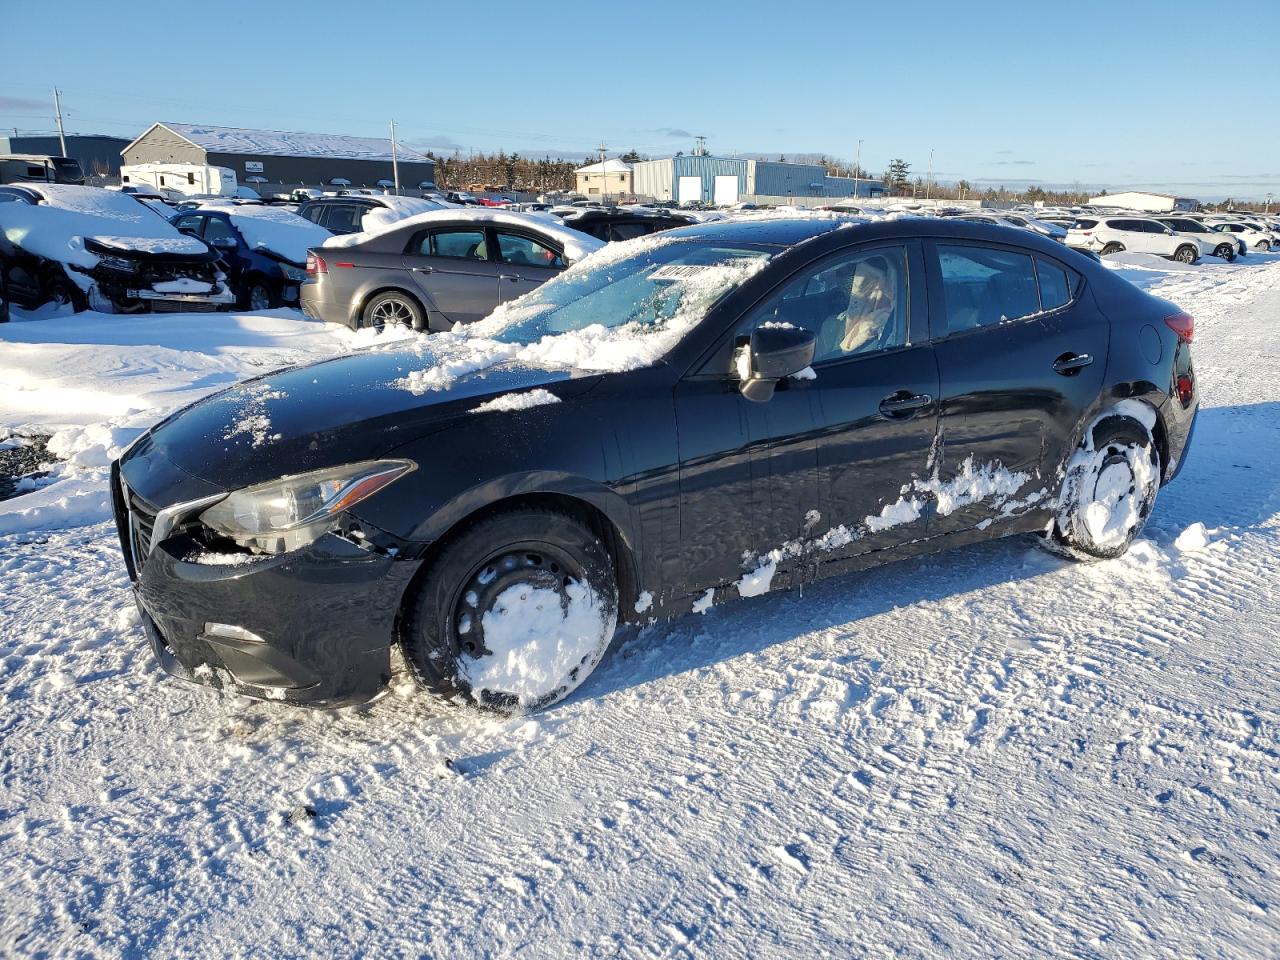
[206,205,331,264]
[323,207,604,264]
[0,184,207,269]
[392,234,772,394]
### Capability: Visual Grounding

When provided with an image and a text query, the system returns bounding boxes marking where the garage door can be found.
[713,175,739,206]
[678,176,702,205]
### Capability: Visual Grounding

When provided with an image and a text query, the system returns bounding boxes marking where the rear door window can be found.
[323,204,365,233]
[494,231,564,268]
[299,204,326,226]
[937,244,1041,334]
[430,229,489,259]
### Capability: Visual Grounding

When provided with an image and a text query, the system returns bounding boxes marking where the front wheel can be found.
[402,509,619,713]
[1046,419,1160,561]
[45,271,87,313]
[1100,242,1125,255]
[246,280,276,312]
[1214,243,1236,262]
[1255,240,1272,252]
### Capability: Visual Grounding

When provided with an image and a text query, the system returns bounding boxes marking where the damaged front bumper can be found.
[112,459,423,707]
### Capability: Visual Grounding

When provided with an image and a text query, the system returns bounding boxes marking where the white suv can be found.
[1156,216,1242,261]
[1205,219,1275,252]
[1067,216,1202,263]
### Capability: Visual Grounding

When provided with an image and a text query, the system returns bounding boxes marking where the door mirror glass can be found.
[210,236,238,250]
[738,325,816,402]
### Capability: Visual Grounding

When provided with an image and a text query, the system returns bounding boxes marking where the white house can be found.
[574,158,633,198]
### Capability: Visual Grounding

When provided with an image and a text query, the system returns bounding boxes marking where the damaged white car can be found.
[0,183,234,313]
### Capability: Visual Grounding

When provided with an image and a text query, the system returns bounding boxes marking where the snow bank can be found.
[323,208,605,264]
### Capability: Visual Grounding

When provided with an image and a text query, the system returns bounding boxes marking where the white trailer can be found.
[120,162,239,198]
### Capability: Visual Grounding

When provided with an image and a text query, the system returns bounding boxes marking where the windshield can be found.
[470,238,775,349]
[51,158,85,183]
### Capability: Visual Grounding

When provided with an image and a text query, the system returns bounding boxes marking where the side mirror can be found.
[738,324,816,402]
[210,236,237,250]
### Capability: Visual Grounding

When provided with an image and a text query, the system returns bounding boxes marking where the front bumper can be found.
[127,287,236,305]
[112,462,422,707]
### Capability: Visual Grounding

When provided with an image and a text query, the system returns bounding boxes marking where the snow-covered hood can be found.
[0,184,212,269]
[140,344,594,490]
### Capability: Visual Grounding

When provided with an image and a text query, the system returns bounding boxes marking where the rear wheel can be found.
[1255,240,1271,252]
[1046,417,1160,561]
[402,508,619,713]
[362,289,423,331]
[1100,242,1125,255]
[1173,245,1197,264]
[1214,243,1236,262]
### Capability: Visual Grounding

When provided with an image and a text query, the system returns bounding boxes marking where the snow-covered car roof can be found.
[0,183,210,269]
[193,203,333,265]
[323,208,606,263]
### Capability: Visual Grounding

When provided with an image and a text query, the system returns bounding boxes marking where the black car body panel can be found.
[114,217,1198,707]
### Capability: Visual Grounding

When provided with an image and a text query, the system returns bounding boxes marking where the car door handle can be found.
[1052,352,1093,375]
[498,273,521,282]
[879,392,933,417]
[411,266,434,274]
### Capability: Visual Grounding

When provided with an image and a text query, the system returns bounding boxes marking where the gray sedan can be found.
[299,211,604,331]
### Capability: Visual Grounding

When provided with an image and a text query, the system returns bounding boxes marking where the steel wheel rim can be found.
[371,298,412,327]
[452,545,582,660]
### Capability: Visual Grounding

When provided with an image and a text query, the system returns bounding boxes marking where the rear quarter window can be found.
[1036,257,1076,311]
[1072,218,1098,230]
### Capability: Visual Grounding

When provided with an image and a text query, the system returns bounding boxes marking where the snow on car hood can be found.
[323,207,605,264]
[141,344,589,489]
[198,204,331,264]
[0,183,209,269]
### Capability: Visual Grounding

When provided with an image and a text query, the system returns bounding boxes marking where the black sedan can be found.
[112,217,1198,713]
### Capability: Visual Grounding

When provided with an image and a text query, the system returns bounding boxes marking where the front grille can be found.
[128,490,159,571]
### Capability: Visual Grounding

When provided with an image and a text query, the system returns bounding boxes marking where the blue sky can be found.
[3,0,1278,200]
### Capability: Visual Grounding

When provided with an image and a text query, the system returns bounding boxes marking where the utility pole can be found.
[598,141,608,202]
[1267,192,1273,215]
[926,148,934,200]
[53,88,67,157]
[855,139,863,196]
[389,119,400,195]
[695,135,706,156]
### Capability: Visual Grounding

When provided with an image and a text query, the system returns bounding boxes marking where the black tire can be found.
[1046,417,1160,561]
[1214,243,1236,262]
[1173,245,1197,264]
[1255,240,1271,252]
[1100,242,1125,255]
[45,270,87,313]
[402,508,619,713]
[244,279,276,312]
[361,289,423,331]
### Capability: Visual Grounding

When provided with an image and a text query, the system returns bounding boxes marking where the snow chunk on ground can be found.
[692,588,715,614]
[470,389,560,414]
[1174,522,1210,553]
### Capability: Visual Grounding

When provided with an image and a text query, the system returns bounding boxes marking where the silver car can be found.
[299,212,603,331]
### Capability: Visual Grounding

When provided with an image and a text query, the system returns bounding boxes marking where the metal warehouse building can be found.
[632,154,879,204]
[0,134,131,178]
[121,122,437,195]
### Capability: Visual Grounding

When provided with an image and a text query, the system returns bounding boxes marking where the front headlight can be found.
[199,459,415,555]
[281,263,307,282]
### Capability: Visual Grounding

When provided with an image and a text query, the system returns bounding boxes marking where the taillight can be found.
[1163,312,1194,343]
[306,251,327,276]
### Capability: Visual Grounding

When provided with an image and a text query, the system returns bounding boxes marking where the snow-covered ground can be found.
[2,255,1279,957]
